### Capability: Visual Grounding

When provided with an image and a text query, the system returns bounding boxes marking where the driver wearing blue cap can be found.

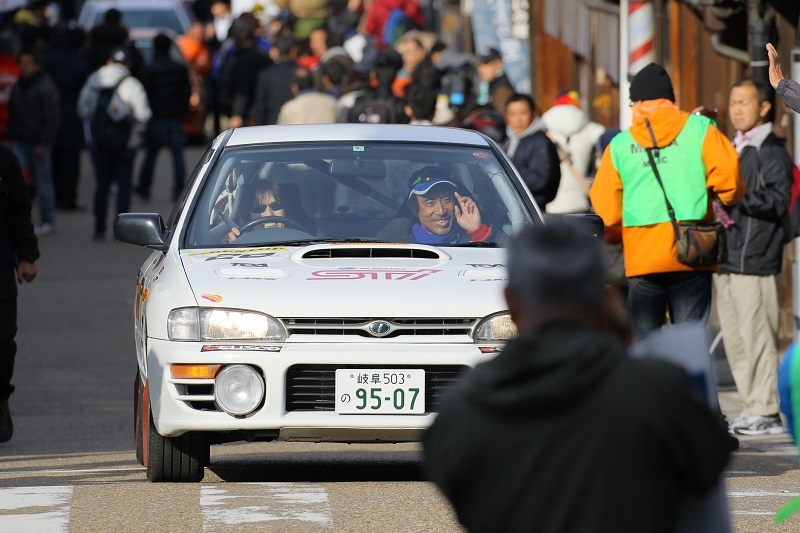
[404,167,495,245]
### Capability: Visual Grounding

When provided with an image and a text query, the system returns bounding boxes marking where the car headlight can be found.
[214,364,265,416]
[167,308,286,341]
[474,313,518,342]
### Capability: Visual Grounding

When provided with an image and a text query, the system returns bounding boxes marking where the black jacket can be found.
[777,79,800,114]
[250,60,297,125]
[0,145,39,299]
[143,53,191,121]
[502,121,561,209]
[6,70,60,145]
[219,44,272,119]
[44,48,91,148]
[423,318,734,533]
[719,132,792,275]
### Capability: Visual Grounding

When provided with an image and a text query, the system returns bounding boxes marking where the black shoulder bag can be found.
[643,119,727,267]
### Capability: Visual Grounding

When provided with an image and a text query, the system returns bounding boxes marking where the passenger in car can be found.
[377,166,497,245]
[221,180,288,243]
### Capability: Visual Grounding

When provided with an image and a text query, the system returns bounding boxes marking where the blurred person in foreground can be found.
[0,144,39,442]
[423,220,735,532]
[590,63,744,340]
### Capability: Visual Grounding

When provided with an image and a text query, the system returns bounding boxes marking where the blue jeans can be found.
[13,143,55,226]
[94,147,135,236]
[627,271,713,340]
[137,118,185,200]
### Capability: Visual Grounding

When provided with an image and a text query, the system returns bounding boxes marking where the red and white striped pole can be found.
[619,0,656,128]
[628,1,656,76]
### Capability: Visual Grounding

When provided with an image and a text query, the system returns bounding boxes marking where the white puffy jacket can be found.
[77,63,152,149]
[541,104,605,214]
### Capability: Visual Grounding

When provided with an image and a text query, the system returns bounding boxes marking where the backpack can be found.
[353,93,401,124]
[382,8,415,47]
[91,77,132,152]
[782,163,800,243]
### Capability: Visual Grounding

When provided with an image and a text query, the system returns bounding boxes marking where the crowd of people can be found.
[0,0,615,238]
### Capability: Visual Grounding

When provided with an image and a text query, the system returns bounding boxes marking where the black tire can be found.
[146,410,207,482]
[134,373,144,466]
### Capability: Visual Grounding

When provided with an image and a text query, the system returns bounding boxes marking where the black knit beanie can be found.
[629,63,675,102]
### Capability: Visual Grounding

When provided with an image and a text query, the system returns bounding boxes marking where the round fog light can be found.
[214,365,265,416]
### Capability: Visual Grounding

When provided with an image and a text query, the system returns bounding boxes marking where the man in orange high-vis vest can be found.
[590,63,745,340]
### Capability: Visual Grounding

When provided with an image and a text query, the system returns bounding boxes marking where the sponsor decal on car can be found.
[201,294,223,302]
[308,268,440,281]
[186,248,289,263]
[201,345,282,352]
[472,151,491,160]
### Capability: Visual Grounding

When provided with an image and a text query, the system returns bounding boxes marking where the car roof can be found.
[225,125,494,148]
[78,0,193,32]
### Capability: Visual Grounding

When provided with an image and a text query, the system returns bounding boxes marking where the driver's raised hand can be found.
[454,192,482,233]
[223,226,241,244]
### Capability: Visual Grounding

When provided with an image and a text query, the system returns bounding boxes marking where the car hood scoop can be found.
[296,244,448,260]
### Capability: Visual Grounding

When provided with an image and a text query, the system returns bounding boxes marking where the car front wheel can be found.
[146,410,208,482]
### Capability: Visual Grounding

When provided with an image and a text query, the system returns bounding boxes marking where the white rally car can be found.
[117,124,546,482]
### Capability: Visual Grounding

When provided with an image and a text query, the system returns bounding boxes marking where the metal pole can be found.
[792,49,800,342]
[629,1,656,74]
[619,0,631,128]
[747,0,770,83]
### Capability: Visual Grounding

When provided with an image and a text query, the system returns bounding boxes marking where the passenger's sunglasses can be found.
[251,200,284,213]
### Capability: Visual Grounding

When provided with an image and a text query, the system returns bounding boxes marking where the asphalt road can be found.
[0,144,797,531]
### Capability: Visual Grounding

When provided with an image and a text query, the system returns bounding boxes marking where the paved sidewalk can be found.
[719,388,800,532]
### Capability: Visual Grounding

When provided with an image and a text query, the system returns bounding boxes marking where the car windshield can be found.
[185,141,536,248]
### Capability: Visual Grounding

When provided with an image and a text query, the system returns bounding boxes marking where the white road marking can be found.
[0,486,72,533]
[728,491,800,497]
[201,483,333,529]
[0,467,143,476]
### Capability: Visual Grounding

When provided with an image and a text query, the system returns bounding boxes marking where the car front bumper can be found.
[146,339,495,439]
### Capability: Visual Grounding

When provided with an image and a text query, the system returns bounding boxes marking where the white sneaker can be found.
[734,415,784,436]
[34,223,55,236]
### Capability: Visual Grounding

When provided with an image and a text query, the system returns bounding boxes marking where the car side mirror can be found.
[115,213,167,249]
[560,213,605,240]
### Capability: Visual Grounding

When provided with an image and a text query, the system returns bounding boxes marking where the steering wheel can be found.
[238,215,313,234]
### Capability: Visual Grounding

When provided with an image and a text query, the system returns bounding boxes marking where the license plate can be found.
[335,369,425,414]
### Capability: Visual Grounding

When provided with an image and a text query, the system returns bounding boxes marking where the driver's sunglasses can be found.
[251,200,284,213]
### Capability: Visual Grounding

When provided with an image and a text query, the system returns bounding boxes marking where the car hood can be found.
[180,244,508,318]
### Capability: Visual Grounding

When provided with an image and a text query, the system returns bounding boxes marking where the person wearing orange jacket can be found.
[590,63,745,340]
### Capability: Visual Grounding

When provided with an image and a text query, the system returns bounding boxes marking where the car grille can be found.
[285,364,471,412]
[283,318,478,338]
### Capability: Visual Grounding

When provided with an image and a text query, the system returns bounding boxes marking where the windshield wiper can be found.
[269,238,390,246]
[451,241,500,248]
